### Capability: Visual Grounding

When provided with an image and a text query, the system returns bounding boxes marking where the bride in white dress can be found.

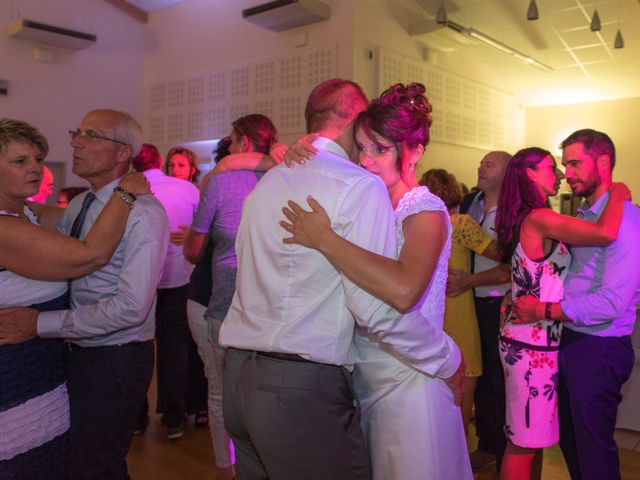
[280,83,472,479]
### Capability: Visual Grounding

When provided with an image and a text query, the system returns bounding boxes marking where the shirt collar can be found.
[312,136,350,161]
[143,168,164,179]
[472,191,497,214]
[577,191,609,217]
[93,177,124,204]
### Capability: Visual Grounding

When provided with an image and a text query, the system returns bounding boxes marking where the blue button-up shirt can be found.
[38,177,169,347]
[561,192,640,336]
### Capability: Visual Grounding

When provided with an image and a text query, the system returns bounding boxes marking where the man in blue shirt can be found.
[513,129,640,480]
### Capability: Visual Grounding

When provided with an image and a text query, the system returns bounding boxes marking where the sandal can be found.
[195,410,209,428]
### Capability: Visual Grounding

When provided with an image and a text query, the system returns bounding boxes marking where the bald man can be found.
[451,151,512,472]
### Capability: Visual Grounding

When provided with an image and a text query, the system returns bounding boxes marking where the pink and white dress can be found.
[500,241,571,448]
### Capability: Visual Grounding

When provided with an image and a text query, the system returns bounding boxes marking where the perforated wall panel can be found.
[144,45,338,144]
[376,48,524,151]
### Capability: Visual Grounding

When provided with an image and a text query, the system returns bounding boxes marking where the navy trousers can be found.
[65,341,153,480]
[558,328,634,480]
[155,284,191,428]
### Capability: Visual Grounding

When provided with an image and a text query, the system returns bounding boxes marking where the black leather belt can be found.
[66,340,152,351]
[256,351,314,363]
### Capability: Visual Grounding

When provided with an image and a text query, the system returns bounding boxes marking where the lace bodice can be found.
[395,186,451,321]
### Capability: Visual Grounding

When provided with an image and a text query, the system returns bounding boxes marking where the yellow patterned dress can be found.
[444,214,493,377]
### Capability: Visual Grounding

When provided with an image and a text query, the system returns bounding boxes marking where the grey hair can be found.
[113,111,143,158]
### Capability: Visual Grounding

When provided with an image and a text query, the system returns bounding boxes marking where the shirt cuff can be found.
[37,310,65,338]
[560,300,581,326]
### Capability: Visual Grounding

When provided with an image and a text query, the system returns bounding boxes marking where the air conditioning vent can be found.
[5,18,96,49]
[242,0,330,32]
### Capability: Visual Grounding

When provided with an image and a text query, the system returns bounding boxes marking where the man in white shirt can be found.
[219,79,460,480]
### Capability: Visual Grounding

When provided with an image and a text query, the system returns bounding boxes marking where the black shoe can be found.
[133,414,149,436]
[167,421,185,440]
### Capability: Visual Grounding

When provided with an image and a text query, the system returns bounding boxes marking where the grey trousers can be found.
[223,348,371,480]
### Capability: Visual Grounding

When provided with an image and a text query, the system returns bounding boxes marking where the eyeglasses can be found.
[68,129,127,146]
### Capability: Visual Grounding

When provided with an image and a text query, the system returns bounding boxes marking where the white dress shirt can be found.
[38,177,170,347]
[219,137,459,375]
[143,169,199,289]
[466,192,510,297]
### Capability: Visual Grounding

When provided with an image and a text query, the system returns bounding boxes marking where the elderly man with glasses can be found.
[0,109,169,479]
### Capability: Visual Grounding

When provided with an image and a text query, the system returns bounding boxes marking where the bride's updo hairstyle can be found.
[354,82,433,175]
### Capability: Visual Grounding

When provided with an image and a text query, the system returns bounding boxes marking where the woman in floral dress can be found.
[495,147,629,480]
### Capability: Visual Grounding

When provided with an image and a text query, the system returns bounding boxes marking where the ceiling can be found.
[124,0,184,12]
[119,0,639,106]
[406,0,640,106]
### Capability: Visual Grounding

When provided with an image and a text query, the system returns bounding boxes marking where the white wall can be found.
[352,0,514,188]
[526,97,640,197]
[142,0,354,158]
[1,0,144,189]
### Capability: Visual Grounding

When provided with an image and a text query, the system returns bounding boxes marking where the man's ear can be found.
[596,154,611,175]
[117,144,133,164]
[242,135,251,153]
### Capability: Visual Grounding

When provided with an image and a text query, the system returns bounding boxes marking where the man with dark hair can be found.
[513,128,640,480]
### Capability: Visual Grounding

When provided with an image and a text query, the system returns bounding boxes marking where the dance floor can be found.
[127,370,640,479]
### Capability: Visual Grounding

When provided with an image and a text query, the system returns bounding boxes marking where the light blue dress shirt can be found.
[37,177,170,347]
[561,192,640,336]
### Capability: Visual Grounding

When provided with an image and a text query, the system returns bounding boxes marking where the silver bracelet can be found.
[113,191,134,209]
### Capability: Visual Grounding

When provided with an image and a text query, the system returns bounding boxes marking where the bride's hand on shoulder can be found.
[283,134,319,167]
[279,195,331,249]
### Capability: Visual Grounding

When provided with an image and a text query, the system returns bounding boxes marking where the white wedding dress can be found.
[353,187,473,480]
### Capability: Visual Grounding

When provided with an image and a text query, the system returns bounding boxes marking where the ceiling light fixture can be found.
[527,0,539,20]
[461,27,553,72]
[436,1,448,25]
[614,29,624,48]
[590,9,601,31]
[614,1,624,49]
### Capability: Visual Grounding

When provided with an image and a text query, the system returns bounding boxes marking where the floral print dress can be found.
[500,241,571,448]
